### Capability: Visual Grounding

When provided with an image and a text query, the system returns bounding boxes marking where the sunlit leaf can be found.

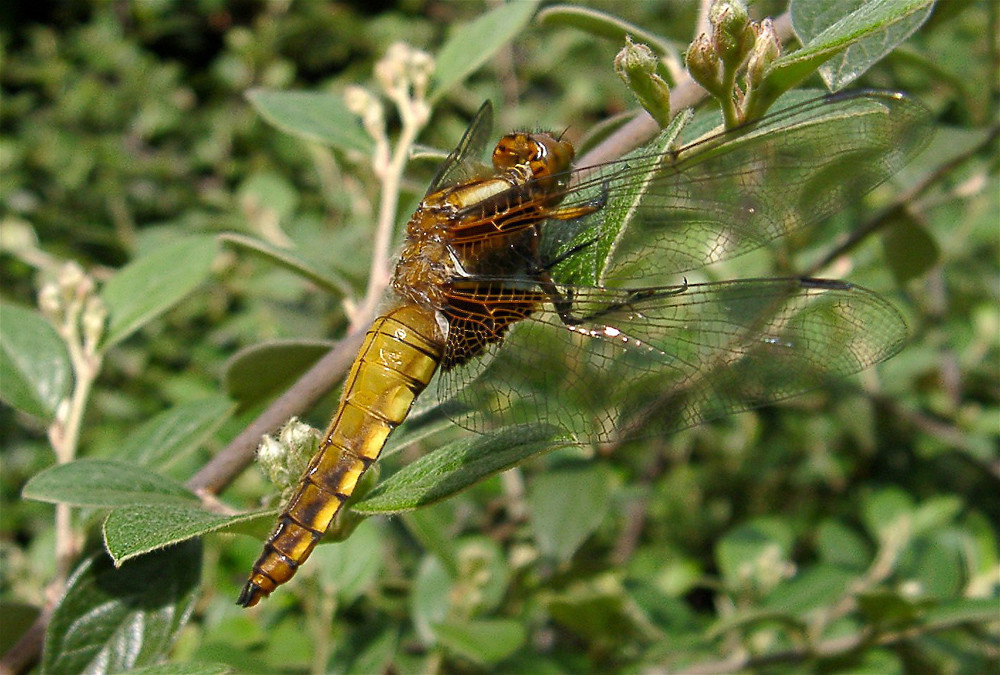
[104,503,272,565]
[22,459,197,507]
[353,424,569,514]
[42,544,200,674]
[756,0,934,109]
[792,0,934,90]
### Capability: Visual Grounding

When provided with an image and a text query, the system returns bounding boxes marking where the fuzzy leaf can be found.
[101,235,218,348]
[42,543,201,674]
[0,302,71,420]
[431,1,540,101]
[354,424,569,514]
[246,89,372,153]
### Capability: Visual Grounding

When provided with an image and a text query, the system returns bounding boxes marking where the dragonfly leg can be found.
[545,179,609,221]
[539,236,600,271]
[545,280,691,328]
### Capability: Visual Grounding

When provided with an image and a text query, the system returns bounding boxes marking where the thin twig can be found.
[353,112,422,330]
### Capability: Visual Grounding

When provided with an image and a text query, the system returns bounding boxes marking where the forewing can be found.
[435,278,906,443]
[426,101,495,195]
[543,91,933,287]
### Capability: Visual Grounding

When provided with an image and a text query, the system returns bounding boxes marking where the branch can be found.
[185,329,365,494]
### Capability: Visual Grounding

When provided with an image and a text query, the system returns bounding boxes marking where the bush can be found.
[2,1,997,673]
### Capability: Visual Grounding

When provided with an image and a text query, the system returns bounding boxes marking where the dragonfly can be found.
[238,89,931,607]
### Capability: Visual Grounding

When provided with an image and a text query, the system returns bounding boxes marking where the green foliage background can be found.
[1,1,997,673]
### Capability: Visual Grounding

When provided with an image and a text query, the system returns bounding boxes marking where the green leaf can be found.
[553,111,688,286]
[101,235,218,348]
[353,424,568,514]
[246,89,372,153]
[763,564,857,613]
[920,597,1000,628]
[0,302,71,420]
[546,575,630,642]
[861,486,914,545]
[310,518,383,605]
[910,495,963,535]
[755,0,934,111]
[222,339,332,408]
[104,503,273,564]
[905,530,964,597]
[401,505,460,577]
[42,543,201,674]
[430,1,540,101]
[116,396,235,468]
[816,519,873,569]
[434,618,526,665]
[791,0,934,91]
[833,648,905,674]
[527,463,615,562]
[219,233,353,298]
[237,171,298,222]
[345,629,398,675]
[881,212,940,283]
[856,588,933,627]
[411,555,453,645]
[22,459,197,507]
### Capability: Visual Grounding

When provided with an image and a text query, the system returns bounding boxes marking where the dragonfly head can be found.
[493,131,575,195]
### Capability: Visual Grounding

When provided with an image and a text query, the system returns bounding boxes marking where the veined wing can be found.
[425,101,495,195]
[536,90,932,287]
[435,277,906,442]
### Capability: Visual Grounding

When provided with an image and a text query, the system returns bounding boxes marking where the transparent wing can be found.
[435,278,907,442]
[538,91,933,287]
[426,101,495,195]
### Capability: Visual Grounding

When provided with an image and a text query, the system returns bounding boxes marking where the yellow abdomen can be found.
[238,303,443,607]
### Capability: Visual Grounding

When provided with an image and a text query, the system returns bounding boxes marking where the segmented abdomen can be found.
[238,303,443,607]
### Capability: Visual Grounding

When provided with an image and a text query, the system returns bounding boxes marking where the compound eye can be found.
[528,142,548,173]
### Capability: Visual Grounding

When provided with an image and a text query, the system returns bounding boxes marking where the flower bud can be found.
[256,417,319,493]
[615,38,671,127]
[710,0,753,69]
[375,42,434,101]
[82,295,108,354]
[57,261,86,304]
[686,33,722,95]
[38,281,62,322]
[746,18,780,88]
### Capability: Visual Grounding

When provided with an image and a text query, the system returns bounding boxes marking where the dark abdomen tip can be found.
[237,581,267,608]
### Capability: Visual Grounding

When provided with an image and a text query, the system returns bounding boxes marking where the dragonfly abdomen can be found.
[238,303,444,607]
